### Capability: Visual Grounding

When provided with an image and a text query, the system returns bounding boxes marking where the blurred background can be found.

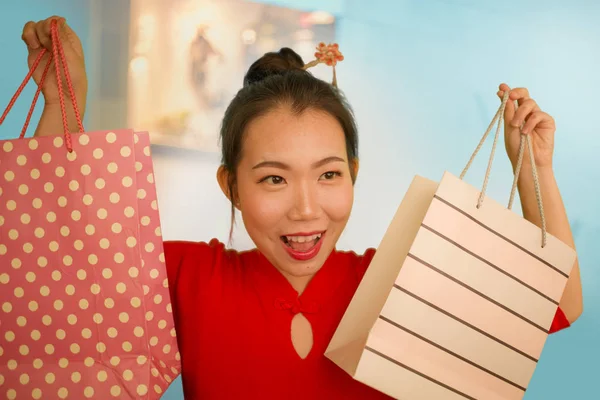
[1,0,598,398]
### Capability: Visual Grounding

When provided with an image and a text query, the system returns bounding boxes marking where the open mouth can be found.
[281,232,323,253]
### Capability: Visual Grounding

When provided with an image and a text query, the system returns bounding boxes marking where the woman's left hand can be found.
[498,83,555,170]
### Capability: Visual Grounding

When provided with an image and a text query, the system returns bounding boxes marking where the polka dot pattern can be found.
[0,131,180,398]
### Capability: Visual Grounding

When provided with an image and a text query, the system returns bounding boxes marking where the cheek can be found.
[237,183,288,233]
[320,183,354,222]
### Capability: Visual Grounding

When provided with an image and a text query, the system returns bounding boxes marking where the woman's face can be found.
[231,106,357,285]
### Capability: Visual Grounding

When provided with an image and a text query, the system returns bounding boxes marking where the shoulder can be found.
[330,247,377,281]
[163,239,255,287]
[164,239,236,268]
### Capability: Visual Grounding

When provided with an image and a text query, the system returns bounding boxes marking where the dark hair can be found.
[220,47,359,238]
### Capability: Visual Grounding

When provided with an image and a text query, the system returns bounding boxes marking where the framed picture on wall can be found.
[127,0,337,152]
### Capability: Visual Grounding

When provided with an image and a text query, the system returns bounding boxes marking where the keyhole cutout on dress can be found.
[290,313,313,359]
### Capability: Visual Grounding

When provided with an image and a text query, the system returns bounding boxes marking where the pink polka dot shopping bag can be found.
[0,20,180,399]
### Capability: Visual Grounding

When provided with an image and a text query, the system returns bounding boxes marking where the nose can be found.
[289,181,320,221]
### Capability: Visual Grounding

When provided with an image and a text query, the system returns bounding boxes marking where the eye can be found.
[320,171,342,180]
[260,175,286,185]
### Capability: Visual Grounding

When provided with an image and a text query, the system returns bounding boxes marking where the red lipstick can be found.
[281,231,325,261]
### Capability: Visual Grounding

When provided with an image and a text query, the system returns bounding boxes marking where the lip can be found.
[281,230,325,237]
[281,231,326,261]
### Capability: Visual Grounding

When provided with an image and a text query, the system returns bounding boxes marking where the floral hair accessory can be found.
[302,42,344,87]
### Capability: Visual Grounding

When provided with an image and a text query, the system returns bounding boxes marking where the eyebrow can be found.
[252,156,346,170]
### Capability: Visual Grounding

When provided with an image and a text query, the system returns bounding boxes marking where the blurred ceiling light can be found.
[129,56,149,75]
[241,29,257,45]
[307,11,335,25]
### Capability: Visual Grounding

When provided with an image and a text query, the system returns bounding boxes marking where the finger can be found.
[511,99,540,128]
[22,21,40,50]
[61,21,75,40]
[34,16,66,50]
[60,22,80,52]
[521,111,554,134]
[509,87,531,106]
[498,82,511,98]
[34,19,52,50]
[498,87,516,121]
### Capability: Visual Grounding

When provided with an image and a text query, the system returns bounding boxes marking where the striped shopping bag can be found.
[325,93,576,400]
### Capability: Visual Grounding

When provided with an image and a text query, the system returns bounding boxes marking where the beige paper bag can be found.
[325,94,577,400]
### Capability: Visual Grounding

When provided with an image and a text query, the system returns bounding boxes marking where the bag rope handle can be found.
[0,19,84,152]
[460,91,547,248]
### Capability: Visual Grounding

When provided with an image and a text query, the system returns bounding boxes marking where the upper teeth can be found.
[286,234,321,243]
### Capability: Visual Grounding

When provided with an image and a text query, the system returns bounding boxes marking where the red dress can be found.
[164,239,570,399]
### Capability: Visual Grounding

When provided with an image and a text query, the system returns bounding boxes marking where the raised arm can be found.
[21,16,88,137]
[500,83,583,324]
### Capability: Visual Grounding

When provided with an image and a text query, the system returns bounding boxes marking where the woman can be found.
[21,16,582,399]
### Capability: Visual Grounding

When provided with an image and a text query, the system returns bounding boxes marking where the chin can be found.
[273,232,337,278]
[278,257,327,278]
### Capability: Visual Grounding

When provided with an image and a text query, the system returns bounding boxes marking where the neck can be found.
[280,270,315,295]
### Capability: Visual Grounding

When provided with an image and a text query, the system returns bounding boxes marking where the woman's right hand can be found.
[21,16,88,133]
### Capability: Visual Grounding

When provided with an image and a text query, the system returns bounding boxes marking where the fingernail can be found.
[511,119,521,127]
[521,127,528,134]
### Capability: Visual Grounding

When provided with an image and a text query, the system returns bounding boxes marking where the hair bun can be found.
[243,47,305,87]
